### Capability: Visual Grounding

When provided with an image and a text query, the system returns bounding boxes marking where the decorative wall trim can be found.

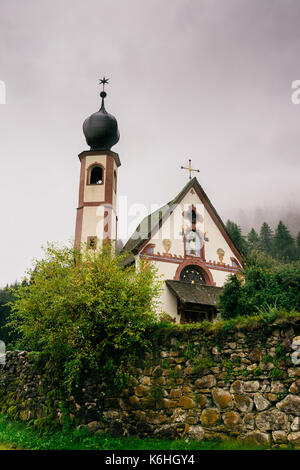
[140,253,183,264]
[78,154,86,208]
[141,244,156,255]
[206,259,242,273]
[105,156,114,206]
[139,251,241,275]
[74,207,83,249]
[78,149,121,167]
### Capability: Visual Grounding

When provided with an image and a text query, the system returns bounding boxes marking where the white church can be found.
[74,82,242,324]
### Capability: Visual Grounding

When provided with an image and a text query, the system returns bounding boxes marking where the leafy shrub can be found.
[8,243,162,390]
[218,251,300,319]
[0,283,21,347]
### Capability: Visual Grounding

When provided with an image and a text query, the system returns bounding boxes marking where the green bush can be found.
[0,283,21,348]
[8,243,162,390]
[218,251,300,319]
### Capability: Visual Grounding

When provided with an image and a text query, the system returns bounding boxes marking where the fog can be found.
[0,0,300,285]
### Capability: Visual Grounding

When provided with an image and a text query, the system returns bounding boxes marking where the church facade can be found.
[75,83,242,323]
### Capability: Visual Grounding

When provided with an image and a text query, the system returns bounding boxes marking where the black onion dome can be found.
[83,91,120,150]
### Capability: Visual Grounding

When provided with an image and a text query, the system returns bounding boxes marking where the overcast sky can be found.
[0,0,300,286]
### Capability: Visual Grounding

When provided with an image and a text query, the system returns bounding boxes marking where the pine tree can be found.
[297,231,300,249]
[296,231,300,260]
[247,228,260,251]
[259,222,273,255]
[273,220,296,261]
[226,220,248,256]
[0,282,19,346]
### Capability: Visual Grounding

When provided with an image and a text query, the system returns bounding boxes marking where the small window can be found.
[90,166,103,185]
[191,209,197,225]
[87,236,97,250]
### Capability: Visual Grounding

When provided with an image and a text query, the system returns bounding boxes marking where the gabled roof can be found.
[122,177,242,263]
[166,280,222,307]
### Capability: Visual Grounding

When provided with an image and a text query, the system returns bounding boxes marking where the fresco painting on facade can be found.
[162,239,172,256]
[217,248,225,263]
[185,230,202,257]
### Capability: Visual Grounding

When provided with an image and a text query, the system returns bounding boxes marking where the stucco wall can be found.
[136,187,241,319]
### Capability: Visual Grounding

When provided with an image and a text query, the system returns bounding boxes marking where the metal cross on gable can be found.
[180,159,200,180]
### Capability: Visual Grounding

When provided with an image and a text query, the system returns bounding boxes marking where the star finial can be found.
[99,77,109,91]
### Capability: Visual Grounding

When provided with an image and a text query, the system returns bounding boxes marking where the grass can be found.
[0,415,270,451]
[154,308,300,337]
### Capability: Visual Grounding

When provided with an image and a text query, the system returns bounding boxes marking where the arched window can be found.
[191,209,197,225]
[89,166,103,185]
[179,265,207,285]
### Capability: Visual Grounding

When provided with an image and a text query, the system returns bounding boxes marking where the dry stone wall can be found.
[1,320,300,448]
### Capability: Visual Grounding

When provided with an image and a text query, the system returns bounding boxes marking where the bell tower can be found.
[75,78,121,250]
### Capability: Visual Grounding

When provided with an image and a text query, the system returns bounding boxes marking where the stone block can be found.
[140,376,151,386]
[162,398,177,409]
[289,380,300,394]
[196,394,207,407]
[249,349,261,363]
[87,421,100,433]
[288,432,300,446]
[254,393,270,411]
[135,385,150,397]
[212,388,232,409]
[256,409,288,432]
[240,430,270,447]
[233,394,253,412]
[291,417,300,431]
[223,411,241,428]
[169,388,181,399]
[244,381,260,392]
[200,408,220,427]
[128,396,140,407]
[271,381,286,394]
[272,430,287,443]
[277,394,300,414]
[178,396,195,409]
[186,425,205,441]
[230,380,244,394]
[195,375,216,389]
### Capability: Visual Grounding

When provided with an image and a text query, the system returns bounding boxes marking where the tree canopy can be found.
[226,219,300,263]
[8,243,162,389]
[218,251,300,319]
[0,283,20,348]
